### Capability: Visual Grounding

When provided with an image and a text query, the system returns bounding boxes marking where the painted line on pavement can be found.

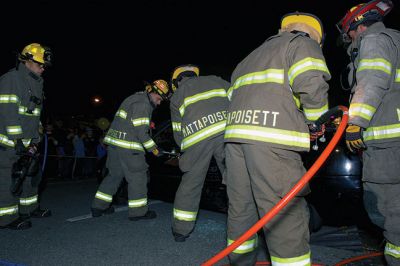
[66,200,164,222]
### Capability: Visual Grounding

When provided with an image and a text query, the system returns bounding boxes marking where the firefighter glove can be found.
[152,147,165,157]
[309,123,325,141]
[14,139,26,155]
[345,124,365,153]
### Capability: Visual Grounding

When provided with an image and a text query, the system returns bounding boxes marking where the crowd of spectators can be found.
[40,117,108,181]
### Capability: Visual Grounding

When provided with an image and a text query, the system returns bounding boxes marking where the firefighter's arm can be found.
[349,34,393,128]
[170,97,183,148]
[0,75,23,141]
[132,102,157,153]
[287,37,330,122]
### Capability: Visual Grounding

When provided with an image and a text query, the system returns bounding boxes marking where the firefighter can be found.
[169,64,230,242]
[91,79,169,220]
[337,0,400,264]
[224,13,330,265]
[0,43,53,230]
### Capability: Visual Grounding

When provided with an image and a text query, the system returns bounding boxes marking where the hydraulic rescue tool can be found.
[10,144,40,196]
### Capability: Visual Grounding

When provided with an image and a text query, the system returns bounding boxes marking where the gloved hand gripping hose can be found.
[202,105,349,266]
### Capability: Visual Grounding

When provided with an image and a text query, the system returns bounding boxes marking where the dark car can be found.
[146,119,378,233]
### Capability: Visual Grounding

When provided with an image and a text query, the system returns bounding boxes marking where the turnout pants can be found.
[0,147,40,226]
[226,143,310,266]
[362,146,400,265]
[92,146,149,218]
[172,137,225,236]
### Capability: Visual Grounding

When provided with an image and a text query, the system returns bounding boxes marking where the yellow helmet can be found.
[146,79,170,100]
[171,64,200,92]
[281,12,324,46]
[19,43,53,66]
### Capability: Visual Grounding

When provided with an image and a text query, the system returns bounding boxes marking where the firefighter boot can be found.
[128,210,157,221]
[91,206,115,217]
[20,207,52,219]
[172,229,190,242]
[0,217,32,230]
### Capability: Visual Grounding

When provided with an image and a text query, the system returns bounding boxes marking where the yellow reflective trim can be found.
[173,208,197,221]
[363,123,400,141]
[228,69,285,100]
[349,103,376,121]
[271,251,311,265]
[227,238,258,254]
[0,134,15,147]
[128,198,147,208]
[0,205,18,216]
[288,57,330,86]
[181,120,226,150]
[178,88,227,117]
[116,109,127,119]
[224,125,310,148]
[396,69,400,82]
[0,94,18,103]
[132,117,150,126]
[143,139,156,149]
[303,103,328,121]
[20,195,38,205]
[385,242,400,258]
[18,106,41,116]
[95,191,113,202]
[172,122,181,132]
[358,58,392,75]
[6,126,22,135]
[104,136,144,151]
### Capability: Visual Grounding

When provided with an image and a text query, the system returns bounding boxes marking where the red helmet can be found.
[337,0,393,42]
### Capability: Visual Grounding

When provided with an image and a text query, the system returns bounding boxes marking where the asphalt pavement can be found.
[0,178,386,266]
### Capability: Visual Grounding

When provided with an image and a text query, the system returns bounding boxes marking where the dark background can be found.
[1,0,399,120]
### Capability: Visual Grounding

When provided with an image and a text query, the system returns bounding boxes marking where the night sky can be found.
[1,0,399,120]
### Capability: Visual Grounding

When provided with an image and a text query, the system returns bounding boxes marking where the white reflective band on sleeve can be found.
[19,195,38,206]
[18,106,41,116]
[128,198,147,208]
[95,191,113,202]
[0,134,15,147]
[132,117,150,126]
[303,104,329,121]
[358,58,392,75]
[143,139,156,149]
[0,205,18,216]
[116,109,127,119]
[349,103,376,121]
[363,123,400,141]
[288,57,330,86]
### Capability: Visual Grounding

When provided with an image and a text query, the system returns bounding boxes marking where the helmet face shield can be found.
[43,46,53,67]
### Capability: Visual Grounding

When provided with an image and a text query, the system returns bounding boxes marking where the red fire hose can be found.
[202,105,349,266]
